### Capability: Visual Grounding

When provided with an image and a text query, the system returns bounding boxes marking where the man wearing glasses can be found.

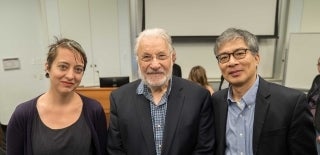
[212,28,317,155]
[107,28,214,155]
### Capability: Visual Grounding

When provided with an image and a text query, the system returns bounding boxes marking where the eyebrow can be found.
[57,61,84,67]
[141,51,168,55]
[219,48,247,54]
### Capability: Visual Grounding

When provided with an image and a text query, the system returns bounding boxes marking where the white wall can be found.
[284,33,320,90]
[0,0,48,123]
[282,0,320,91]
[301,1,320,32]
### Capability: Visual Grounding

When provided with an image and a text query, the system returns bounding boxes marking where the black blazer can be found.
[107,76,214,155]
[172,63,182,77]
[307,74,320,131]
[212,77,317,155]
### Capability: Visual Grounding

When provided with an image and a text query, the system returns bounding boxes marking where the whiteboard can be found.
[145,0,278,36]
[284,33,320,90]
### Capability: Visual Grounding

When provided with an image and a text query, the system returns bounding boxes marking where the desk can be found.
[75,87,117,126]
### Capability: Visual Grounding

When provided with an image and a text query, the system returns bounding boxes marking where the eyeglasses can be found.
[139,53,171,62]
[216,48,249,64]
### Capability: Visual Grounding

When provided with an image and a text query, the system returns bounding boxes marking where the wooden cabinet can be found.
[75,87,117,126]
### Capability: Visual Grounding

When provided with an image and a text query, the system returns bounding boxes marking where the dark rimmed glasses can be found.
[216,48,249,64]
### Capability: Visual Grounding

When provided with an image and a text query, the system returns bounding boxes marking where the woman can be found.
[188,65,214,95]
[6,38,107,155]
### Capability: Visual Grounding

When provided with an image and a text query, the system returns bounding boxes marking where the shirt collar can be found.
[227,75,259,106]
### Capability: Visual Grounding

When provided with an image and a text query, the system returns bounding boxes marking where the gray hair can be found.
[134,28,174,55]
[214,28,259,55]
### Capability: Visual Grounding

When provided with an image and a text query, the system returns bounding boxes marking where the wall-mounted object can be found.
[2,58,20,71]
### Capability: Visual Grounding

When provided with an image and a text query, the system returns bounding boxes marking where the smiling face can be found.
[217,38,260,88]
[46,47,85,94]
[137,36,173,88]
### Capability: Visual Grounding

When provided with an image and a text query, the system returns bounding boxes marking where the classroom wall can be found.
[0,0,49,124]
[284,33,320,90]
[301,1,320,32]
[282,0,320,91]
[0,0,319,123]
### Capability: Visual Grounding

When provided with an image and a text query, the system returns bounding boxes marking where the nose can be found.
[227,54,238,65]
[149,58,161,68]
[65,68,75,79]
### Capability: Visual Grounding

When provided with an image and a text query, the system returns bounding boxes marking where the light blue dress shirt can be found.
[225,76,259,155]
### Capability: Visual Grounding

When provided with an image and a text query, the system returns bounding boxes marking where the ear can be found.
[45,62,49,72]
[44,63,50,78]
[172,52,177,62]
[254,53,260,66]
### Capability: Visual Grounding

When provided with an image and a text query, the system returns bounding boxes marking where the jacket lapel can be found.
[161,79,184,154]
[135,95,157,155]
[215,89,229,154]
[252,78,271,154]
[220,93,229,151]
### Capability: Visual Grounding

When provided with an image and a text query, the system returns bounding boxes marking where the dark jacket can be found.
[107,76,215,155]
[307,74,320,131]
[212,77,317,155]
[172,63,182,77]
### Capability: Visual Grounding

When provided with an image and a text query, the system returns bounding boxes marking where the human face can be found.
[137,36,173,88]
[46,47,85,94]
[217,39,260,88]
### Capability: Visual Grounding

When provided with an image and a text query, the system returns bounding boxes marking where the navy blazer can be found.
[212,77,317,155]
[107,76,214,155]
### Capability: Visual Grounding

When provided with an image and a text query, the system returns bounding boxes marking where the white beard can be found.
[137,62,173,88]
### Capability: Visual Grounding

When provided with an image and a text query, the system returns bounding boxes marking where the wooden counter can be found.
[75,87,117,126]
